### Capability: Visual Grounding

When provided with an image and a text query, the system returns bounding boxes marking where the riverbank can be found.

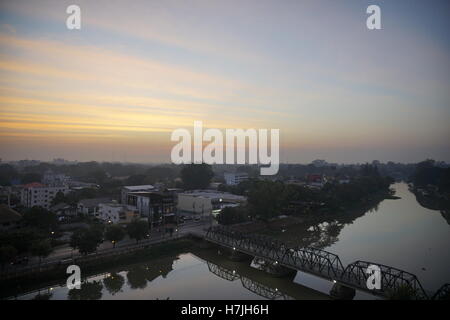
[231,190,393,247]
[0,238,195,299]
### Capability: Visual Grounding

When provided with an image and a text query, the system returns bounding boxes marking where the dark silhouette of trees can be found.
[103,273,125,295]
[181,163,214,190]
[68,280,103,300]
[217,207,249,225]
[23,206,58,232]
[70,226,104,255]
[0,164,19,185]
[0,245,17,270]
[105,225,125,248]
[30,239,53,265]
[412,159,450,192]
[127,219,149,243]
[51,191,67,206]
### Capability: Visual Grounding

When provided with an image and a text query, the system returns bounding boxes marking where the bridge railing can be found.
[205,226,436,300]
[206,226,345,280]
[341,260,428,299]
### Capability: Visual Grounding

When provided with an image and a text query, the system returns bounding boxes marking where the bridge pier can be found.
[330,283,356,300]
[252,258,296,278]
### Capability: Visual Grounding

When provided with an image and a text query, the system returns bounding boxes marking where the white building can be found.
[121,185,155,204]
[224,172,249,185]
[177,190,246,217]
[20,183,69,209]
[98,202,139,224]
[42,170,70,186]
[77,197,114,217]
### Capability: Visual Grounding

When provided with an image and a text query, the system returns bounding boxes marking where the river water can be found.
[12,183,450,300]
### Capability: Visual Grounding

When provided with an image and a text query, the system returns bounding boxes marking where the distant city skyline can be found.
[1,0,449,163]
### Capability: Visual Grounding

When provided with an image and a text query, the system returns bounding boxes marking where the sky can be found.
[0,0,449,164]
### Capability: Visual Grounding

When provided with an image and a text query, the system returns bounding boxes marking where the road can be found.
[2,220,211,274]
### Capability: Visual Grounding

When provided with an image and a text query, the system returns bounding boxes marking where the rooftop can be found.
[22,182,46,188]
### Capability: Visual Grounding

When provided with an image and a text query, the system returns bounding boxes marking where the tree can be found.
[23,206,58,232]
[103,273,125,295]
[30,239,53,265]
[0,164,19,185]
[51,191,67,206]
[68,280,103,300]
[127,219,149,243]
[21,172,42,184]
[217,207,249,225]
[247,180,286,220]
[181,163,214,190]
[0,245,18,270]
[0,228,46,254]
[90,170,107,185]
[105,225,125,248]
[126,266,148,289]
[70,226,103,255]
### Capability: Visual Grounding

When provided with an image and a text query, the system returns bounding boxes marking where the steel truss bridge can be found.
[204,226,443,300]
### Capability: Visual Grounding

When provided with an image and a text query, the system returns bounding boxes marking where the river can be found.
[12,183,450,300]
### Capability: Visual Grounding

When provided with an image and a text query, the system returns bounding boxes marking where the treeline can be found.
[0,162,181,186]
[411,159,450,192]
[218,165,393,224]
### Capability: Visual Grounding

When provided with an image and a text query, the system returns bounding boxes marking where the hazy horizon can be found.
[1,0,449,164]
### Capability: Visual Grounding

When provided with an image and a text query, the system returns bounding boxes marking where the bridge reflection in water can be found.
[204,226,446,300]
[206,262,294,300]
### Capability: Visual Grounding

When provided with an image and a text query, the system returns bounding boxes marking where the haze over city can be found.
[0,0,449,163]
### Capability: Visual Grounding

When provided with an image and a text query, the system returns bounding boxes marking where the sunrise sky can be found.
[0,0,449,163]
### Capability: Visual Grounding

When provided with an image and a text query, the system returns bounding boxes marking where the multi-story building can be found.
[224,172,249,185]
[125,191,177,225]
[20,183,69,209]
[98,202,139,224]
[121,185,155,204]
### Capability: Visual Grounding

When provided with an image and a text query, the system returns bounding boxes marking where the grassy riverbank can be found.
[233,190,393,247]
[0,238,196,299]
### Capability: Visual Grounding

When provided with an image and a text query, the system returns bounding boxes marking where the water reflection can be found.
[206,261,294,300]
[68,281,103,300]
[276,200,382,249]
[103,273,125,296]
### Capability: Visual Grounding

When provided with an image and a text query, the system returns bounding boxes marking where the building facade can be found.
[20,183,69,209]
[125,191,177,226]
[98,202,139,224]
[121,185,155,204]
[177,190,246,217]
[224,172,249,185]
